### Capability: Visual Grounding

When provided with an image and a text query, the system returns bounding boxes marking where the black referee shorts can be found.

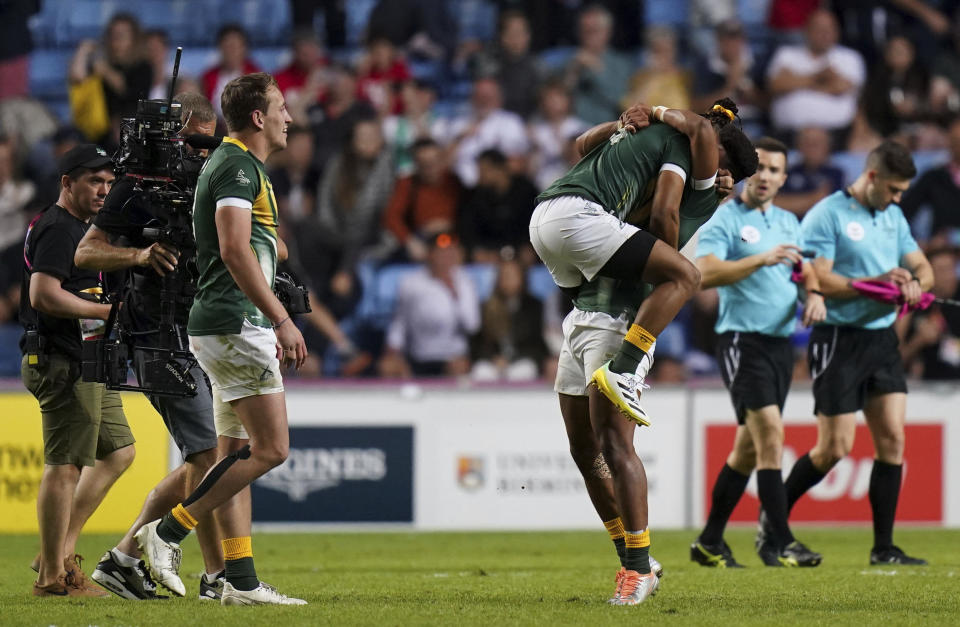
[715,331,795,424]
[808,325,907,416]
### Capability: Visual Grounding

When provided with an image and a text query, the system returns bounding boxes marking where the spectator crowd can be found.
[2,0,960,382]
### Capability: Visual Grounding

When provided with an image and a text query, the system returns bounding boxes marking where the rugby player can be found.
[134,73,308,605]
[552,101,754,605]
[531,99,757,429]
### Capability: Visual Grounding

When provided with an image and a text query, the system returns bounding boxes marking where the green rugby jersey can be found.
[188,136,279,335]
[573,187,719,318]
[538,123,693,222]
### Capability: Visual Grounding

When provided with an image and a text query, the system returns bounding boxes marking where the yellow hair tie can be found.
[712,104,735,121]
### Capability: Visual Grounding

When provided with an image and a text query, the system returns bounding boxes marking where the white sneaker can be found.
[607,556,664,605]
[612,570,659,605]
[590,360,650,426]
[133,520,185,597]
[220,581,307,606]
[649,554,664,578]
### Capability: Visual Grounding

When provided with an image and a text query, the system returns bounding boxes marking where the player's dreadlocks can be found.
[702,97,758,183]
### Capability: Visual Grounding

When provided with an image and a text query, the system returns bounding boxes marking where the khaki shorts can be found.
[189,319,284,439]
[21,353,134,467]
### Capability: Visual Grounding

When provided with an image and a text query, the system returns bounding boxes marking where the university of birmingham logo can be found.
[457,456,484,491]
[256,447,387,501]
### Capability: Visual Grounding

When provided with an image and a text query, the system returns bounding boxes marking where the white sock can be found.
[204,571,224,583]
[636,348,655,380]
[112,548,139,568]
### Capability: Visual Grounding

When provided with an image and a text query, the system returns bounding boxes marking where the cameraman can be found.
[22,145,134,597]
[74,93,225,600]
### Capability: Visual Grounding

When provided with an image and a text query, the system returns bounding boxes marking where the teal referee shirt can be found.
[696,198,803,337]
[801,190,919,329]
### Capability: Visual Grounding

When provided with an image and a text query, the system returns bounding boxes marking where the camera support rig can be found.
[82,48,201,397]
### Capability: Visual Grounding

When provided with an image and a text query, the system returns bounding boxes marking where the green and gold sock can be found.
[156,503,196,544]
[603,517,627,567]
[223,537,259,592]
[625,529,651,574]
[610,324,655,374]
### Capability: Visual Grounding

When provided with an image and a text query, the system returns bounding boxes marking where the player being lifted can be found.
[690,137,824,568]
[543,99,758,604]
[532,98,757,427]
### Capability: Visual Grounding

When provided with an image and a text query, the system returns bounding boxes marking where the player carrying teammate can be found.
[549,100,754,605]
[531,99,757,429]
[690,137,824,568]
[134,73,308,605]
[775,140,933,565]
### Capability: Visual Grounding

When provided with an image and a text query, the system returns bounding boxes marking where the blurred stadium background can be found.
[0,0,958,537]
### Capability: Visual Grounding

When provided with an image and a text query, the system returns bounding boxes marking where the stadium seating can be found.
[344,0,377,47]
[538,47,576,73]
[250,47,293,74]
[644,0,690,26]
[221,0,292,46]
[526,264,558,303]
[0,324,24,378]
[453,0,498,43]
[27,49,71,99]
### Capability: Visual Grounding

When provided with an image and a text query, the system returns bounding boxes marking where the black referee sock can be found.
[784,453,826,513]
[700,464,749,547]
[869,460,902,550]
[757,469,794,548]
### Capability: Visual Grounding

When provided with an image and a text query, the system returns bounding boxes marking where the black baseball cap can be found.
[58,143,113,177]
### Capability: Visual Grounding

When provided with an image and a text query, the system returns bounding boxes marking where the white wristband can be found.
[652,106,668,122]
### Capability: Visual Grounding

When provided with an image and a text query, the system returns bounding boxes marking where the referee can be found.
[783,140,933,565]
[691,138,824,568]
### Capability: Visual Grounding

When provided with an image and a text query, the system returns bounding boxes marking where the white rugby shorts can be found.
[554,308,654,396]
[529,195,639,288]
[189,319,284,439]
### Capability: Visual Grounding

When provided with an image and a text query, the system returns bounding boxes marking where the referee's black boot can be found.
[870,545,928,566]
[782,541,822,567]
[690,539,744,568]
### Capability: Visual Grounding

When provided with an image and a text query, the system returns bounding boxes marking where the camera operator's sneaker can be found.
[870,546,927,566]
[611,570,659,606]
[221,581,307,606]
[134,520,185,597]
[92,550,167,600]
[64,554,110,597]
[199,571,225,601]
[591,361,650,426]
[32,574,88,597]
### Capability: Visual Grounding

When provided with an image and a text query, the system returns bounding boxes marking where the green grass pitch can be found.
[2,528,958,626]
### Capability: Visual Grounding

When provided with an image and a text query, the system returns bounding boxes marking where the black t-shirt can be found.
[103,60,153,119]
[458,175,538,253]
[20,204,101,361]
[94,176,191,331]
